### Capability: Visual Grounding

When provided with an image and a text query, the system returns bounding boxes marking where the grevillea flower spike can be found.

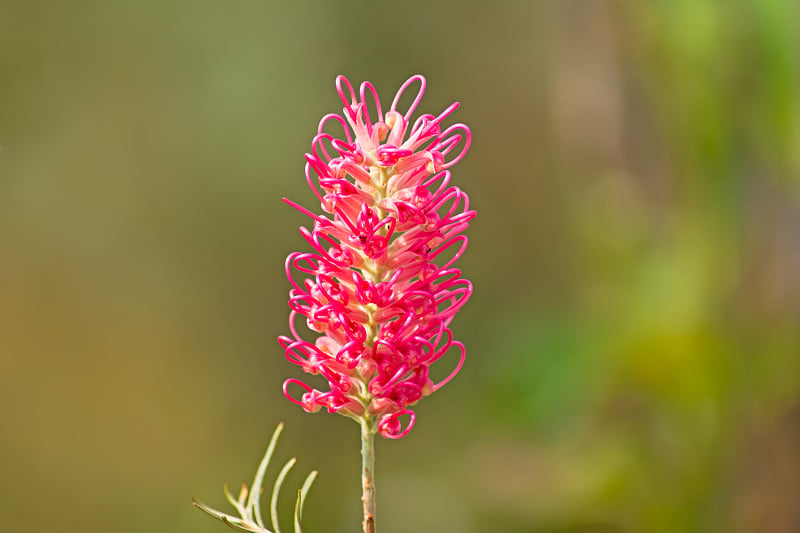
[281,74,473,532]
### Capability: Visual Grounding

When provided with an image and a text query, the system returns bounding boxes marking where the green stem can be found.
[360,416,376,533]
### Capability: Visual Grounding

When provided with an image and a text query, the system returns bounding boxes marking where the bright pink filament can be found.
[281,75,474,438]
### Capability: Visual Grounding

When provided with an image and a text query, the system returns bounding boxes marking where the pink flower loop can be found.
[388,380,424,407]
[335,75,358,113]
[282,339,317,370]
[430,124,472,170]
[336,339,365,369]
[430,235,470,270]
[431,341,466,392]
[359,81,384,137]
[378,410,416,439]
[369,363,409,397]
[311,132,338,164]
[331,138,357,157]
[421,169,452,199]
[425,102,461,137]
[303,163,326,206]
[376,146,414,165]
[317,113,353,144]
[408,114,438,142]
[390,75,426,120]
[283,379,316,409]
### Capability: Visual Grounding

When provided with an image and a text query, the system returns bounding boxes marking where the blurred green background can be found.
[2,2,799,532]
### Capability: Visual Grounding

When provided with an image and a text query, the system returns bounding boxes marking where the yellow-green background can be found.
[2,2,799,532]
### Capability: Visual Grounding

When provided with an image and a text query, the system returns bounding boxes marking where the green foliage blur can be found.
[2,2,798,532]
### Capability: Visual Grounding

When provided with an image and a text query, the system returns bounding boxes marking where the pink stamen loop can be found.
[390,75,426,120]
[378,410,416,439]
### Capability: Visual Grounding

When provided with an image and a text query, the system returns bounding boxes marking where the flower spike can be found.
[282,75,474,437]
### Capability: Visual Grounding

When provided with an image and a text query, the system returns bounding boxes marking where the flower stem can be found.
[360,416,376,533]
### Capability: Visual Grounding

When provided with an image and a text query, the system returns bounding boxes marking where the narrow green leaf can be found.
[298,471,317,520]
[293,490,303,533]
[221,516,266,533]
[192,498,267,533]
[270,457,296,533]
[224,483,248,517]
[293,471,317,533]
[249,422,284,529]
[223,484,239,508]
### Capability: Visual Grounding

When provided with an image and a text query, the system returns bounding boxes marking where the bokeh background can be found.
[2,2,799,532]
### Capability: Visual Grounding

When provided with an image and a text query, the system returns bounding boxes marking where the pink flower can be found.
[281,75,474,439]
